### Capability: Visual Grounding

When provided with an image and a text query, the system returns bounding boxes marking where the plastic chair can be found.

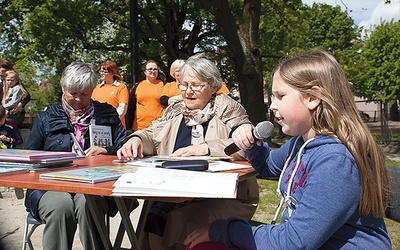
[22,212,44,250]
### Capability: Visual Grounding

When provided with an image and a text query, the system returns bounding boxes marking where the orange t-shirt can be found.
[92,81,129,128]
[216,82,230,95]
[133,79,165,130]
[162,81,181,97]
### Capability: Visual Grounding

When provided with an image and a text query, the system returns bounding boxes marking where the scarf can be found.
[62,95,94,149]
[181,95,216,145]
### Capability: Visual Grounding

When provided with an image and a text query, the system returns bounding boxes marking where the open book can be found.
[112,167,238,198]
[124,157,252,172]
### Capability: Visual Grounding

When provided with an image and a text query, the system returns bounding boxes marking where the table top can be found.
[0,155,256,198]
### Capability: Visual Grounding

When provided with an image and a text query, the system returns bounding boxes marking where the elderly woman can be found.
[117,54,259,250]
[24,62,127,250]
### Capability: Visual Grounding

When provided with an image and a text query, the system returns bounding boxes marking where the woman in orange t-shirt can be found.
[92,61,129,128]
[160,59,185,106]
[130,60,165,130]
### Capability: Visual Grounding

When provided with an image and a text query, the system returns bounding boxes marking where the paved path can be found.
[0,190,143,249]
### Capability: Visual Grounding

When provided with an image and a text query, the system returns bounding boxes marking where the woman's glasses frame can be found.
[178,84,207,92]
[145,68,158,72]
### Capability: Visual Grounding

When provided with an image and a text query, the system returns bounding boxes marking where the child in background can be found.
[0,103,24,199]
[185,50,391,249]
[2,70,28,124]
[0,104,22,148]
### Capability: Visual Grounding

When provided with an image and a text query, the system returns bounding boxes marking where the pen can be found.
[70,132,86,156]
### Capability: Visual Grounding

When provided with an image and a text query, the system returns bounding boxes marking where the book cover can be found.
[0,165,29,176]
[39,165,139,184]
[0,149,81,163]
[89,124,112,148]
[112,167,238,198]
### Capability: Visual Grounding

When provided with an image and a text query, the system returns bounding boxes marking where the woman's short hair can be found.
[170,59,185,78]
[180,54,222,89]
[60,62,98,91]
[100,61,123,81]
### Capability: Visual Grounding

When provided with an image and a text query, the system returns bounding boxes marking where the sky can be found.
[302,0,400,31]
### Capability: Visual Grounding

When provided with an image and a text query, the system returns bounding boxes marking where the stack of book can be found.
[0,149,84,171]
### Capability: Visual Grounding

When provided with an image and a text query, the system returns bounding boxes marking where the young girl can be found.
[2,70,27,124]
[184,50,391,249]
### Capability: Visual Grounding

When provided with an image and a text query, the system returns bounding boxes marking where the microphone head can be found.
[253,121,274,139]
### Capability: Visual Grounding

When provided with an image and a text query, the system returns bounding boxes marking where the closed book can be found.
[40,165,138,184]
[0,149,82,163]
[0,165,29,176]
[89,124,112,147]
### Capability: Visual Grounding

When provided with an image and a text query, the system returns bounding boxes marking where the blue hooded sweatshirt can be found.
[209,135,391,249]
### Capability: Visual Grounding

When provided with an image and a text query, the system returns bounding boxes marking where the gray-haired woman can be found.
[24,62,128,250]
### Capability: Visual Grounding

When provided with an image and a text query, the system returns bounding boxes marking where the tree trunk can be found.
[390,101,400,121]
[201,0,267,124]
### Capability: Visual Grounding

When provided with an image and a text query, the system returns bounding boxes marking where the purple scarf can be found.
[62,95,94,148]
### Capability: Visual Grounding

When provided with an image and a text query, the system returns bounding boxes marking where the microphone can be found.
[224,121,274,155]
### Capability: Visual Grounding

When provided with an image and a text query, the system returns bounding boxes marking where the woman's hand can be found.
[232,123,261,151]
[184,225,211,249]
[170,143,208,157]
[84,146,107,156]
[117,137,143,160]
[10,102,23,114]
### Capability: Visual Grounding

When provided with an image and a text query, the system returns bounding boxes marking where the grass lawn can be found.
[251,178,400,249]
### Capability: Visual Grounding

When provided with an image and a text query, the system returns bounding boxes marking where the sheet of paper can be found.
[153,155,233,162]
[112,167,238,198]
[207,161,253,172]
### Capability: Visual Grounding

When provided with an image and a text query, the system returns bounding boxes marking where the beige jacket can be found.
[131,93,251,160]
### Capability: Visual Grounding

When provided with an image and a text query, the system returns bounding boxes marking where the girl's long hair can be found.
[274,50,389,217]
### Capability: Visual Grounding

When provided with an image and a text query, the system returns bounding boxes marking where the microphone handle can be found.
[224,142,241,156]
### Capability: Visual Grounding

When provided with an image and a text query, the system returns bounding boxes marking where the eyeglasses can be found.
[99,69,109,74]
[178,84,207,92]
[146,68,158,72]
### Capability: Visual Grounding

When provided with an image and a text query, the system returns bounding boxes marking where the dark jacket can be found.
[24,101,126,220]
